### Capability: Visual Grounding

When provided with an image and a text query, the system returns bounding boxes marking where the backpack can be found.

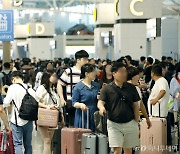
[12,83,38,125]
[2,71,12,86]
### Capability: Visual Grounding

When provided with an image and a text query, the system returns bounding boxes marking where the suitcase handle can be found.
[150,102,161,117]
[82,109,89,129]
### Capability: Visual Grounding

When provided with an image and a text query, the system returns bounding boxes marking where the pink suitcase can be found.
[61,110,92,154]
[61,128,91,154]
[37,108,59,128]
[140,104,167,154]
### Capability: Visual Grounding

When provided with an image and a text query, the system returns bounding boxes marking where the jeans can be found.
[11,121,33,154]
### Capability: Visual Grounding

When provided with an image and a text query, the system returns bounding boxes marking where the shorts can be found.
[107,119,140,148]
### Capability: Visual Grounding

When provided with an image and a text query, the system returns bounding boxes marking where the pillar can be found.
[114,0,162,60]
[2,0,11,63]
[94,3,115,60]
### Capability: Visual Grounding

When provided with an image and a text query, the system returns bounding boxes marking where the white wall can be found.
[95,3,115,25]
[54,35,66,59]
[114,23,147,60]
[150,37,162,60]
[27,38,53,60]
[162,18,178,59]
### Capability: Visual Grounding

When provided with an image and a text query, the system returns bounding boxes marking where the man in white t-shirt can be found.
[148,64,170,117]
[0,71,48,154]
[57,50,89,126]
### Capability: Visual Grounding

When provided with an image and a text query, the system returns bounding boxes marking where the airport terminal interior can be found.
[0,0,180,154]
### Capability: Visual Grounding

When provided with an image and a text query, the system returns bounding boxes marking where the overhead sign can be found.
[130,0,144,16]
[0,10,14,41]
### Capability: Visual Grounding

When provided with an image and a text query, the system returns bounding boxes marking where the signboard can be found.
[130,0,144,16]
[0,10,14,41]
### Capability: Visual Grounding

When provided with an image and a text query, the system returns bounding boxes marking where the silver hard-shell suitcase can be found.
[81,133,108,154]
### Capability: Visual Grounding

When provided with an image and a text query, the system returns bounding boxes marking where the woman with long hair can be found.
[36,70,63,154]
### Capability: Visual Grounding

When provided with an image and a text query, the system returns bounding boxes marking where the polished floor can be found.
[0,124,178,154]
[32,128,179,154]
[32,129,43,154]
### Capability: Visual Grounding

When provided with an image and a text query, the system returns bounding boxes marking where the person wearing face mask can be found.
[36,71,63,154]
[72,64,100,131]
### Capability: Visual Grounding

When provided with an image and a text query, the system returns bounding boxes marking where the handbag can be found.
[94,111,108,135]
[37,108,59,128]
[37,88,62,127]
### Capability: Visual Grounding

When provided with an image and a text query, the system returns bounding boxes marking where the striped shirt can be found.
[59,66,81,100]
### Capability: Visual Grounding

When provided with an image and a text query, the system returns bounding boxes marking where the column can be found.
[114,0,162,60]
[94,3,115,60]
[2,0,11,63]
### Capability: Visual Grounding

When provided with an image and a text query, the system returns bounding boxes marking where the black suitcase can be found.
[51,127,61,154]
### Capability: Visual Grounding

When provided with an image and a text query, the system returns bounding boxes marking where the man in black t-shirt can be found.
[98,62,140,154]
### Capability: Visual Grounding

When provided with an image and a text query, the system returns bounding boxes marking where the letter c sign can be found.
[130,0,144,16]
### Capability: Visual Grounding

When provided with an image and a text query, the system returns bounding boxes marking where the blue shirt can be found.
[72,81,100,131]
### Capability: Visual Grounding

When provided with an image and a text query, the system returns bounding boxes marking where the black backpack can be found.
[12,83,38,125]
[2,71,12,86]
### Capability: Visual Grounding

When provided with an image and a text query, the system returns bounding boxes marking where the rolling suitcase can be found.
[61,110,92,154]
[140,104,167,154]
[81,133,108,154]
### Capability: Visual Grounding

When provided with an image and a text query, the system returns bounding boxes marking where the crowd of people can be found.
[0,51,179,154]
